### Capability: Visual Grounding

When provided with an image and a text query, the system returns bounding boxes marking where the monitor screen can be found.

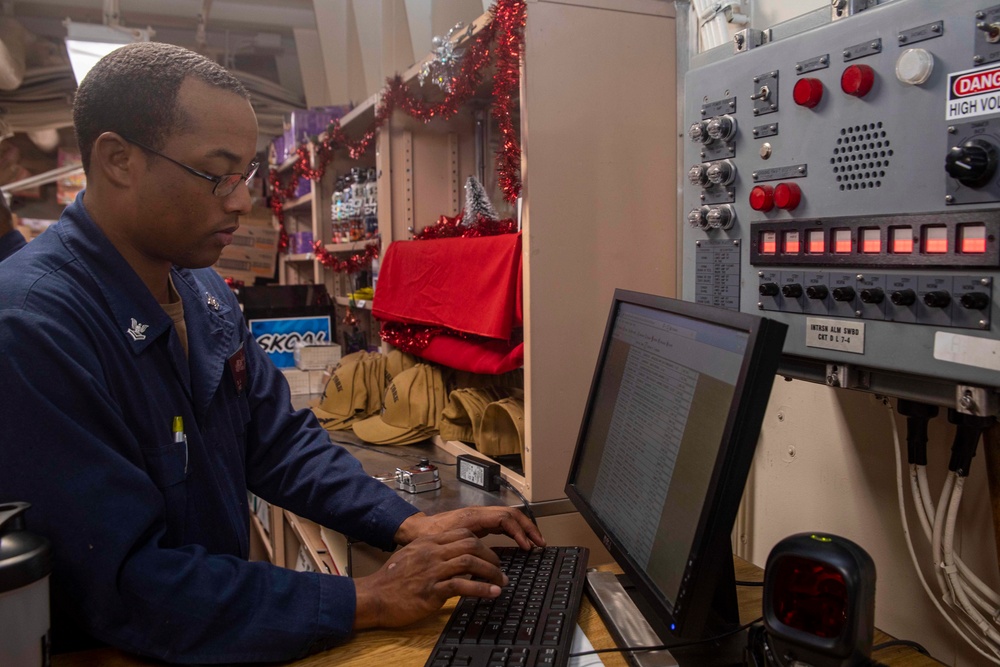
[565,290,786,661]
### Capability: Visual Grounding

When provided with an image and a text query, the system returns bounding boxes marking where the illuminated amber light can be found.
[807,230,825,254]
[784,231,801,254]
[761,231,778,254]
[960,225,987,254]
[890,228,914,254]
[861,229,881,253]
[923,226,948,254]
[833,229,852,254]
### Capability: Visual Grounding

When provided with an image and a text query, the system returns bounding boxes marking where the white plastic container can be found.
[0,502,51,667]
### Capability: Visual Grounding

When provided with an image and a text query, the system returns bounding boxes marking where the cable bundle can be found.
[888,398,1000,664]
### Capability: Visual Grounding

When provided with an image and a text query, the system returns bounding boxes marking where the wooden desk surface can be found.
[53,558,940,667]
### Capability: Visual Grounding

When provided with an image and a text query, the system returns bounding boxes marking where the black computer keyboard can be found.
[424,545,590,667]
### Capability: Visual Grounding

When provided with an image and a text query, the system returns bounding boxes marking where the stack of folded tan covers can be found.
[310,350,525,456]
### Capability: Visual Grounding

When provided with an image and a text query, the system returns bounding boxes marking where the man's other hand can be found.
[394,506,545,551]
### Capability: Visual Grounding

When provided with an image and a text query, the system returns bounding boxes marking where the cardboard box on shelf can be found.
[232,225,279,252]
[244,207,273,228]
[213,225,279,284]
[281,367,327,395]
[213,252,275,285]
[293,342,341,370]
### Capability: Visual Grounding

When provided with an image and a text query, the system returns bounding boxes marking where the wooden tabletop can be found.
[53,557,940,667]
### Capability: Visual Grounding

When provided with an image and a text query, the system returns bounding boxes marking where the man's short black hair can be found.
[72,42,251,173]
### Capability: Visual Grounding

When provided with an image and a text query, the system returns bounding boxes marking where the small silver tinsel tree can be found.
[463,176,499,224]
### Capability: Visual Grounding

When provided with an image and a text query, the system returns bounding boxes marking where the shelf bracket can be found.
[449,132,460,214]
[403,129,414,237]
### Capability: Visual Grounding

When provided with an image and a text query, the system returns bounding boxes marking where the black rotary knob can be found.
[759,282,779,297]
[806,285,829,300]
[923,290,951,308]
[960,292,990,310]
[832,286,856,301]
[860,288,884,304]
[946,139,999,188]
[782,283,803,298]
[891,289,916,306]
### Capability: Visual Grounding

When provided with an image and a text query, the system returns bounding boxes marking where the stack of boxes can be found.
[213,207,280,286]
[282,342,342,396]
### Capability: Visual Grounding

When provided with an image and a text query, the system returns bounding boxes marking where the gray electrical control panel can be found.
[682,0,1000,409]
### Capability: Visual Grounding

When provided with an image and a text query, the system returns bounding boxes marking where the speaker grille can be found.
[830,121,892,191]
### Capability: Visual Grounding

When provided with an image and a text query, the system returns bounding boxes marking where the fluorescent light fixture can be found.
[65,21,154,84]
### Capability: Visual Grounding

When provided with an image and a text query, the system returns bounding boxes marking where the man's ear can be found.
[90,132,137,189]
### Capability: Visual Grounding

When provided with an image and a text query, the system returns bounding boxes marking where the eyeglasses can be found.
[123,136,260,198]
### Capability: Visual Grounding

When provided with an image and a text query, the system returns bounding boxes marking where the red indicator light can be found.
[861,229,881,253]
[784,231,801,254]
[761,231,778,254]
[807,230,825,254]
[774,182,803,211]
[793,78,824,108]
[923,226,948,254]
[841,64,875,98]
[750,185,775,212]
[960,225,987,254]
[833,229,852,254]
[890,228,913,253]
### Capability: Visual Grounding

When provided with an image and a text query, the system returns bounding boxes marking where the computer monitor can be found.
[565,289,787,666]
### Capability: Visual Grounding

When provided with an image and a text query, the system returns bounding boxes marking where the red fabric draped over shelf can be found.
[373,232,523,374]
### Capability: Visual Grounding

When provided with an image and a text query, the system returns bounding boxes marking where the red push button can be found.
[749,185,775,212]
[774,182,802,211]
[841,64,875,97]
[793,78,824,108]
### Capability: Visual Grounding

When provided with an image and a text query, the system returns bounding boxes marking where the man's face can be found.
[130,77,258,269]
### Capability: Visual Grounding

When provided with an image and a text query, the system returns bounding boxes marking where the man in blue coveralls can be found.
[0,42,543,663]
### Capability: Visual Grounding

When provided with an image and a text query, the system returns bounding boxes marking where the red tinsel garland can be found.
[269,0,526,261]
[412,212,517,240]
[381,321,522,353]
[313,240,380,272]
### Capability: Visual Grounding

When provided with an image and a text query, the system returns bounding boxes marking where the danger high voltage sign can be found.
[948,65,1000,120]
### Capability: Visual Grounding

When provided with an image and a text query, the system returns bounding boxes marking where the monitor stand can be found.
[585,562,746,667]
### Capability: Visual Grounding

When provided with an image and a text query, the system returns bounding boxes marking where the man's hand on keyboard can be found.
[394,507,545,551]
[352,528,507,629]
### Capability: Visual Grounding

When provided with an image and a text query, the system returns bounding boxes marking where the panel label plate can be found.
[934,331,1000,371]
[805,317,865,354]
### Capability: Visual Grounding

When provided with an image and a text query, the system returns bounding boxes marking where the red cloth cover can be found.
[373,232,523,338]
[414,335,524,375]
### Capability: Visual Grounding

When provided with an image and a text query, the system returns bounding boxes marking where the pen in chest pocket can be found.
[173,415,188,474]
